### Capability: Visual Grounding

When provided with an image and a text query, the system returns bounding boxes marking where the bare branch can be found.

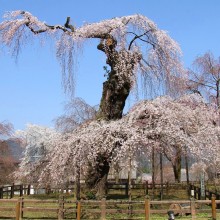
[127,30,154,50]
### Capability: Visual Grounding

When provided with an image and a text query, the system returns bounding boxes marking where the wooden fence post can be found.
[19,185,23,197]
[198,187,201,200]
[190,197,196,219]
[58,195,64,220]
[0,187,3,199]
[216,194,220,209]
[76,201,81,220]
[15,198,20,220]
[145,181,148,195]
[145,196,150,220]
[211,195,217,220]
[125,182,129,197]
[194,186,197,199]
[19,197,24,219]
[101,198,106,220]
[27,185,31,196]
[166,182,169,195]
[10,183,14,198]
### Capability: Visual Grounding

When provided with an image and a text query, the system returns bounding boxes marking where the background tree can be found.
[0,121,21,185]
[0,11,185,196]
[0,140,15,185]
[0,121,13,137]
[54,97,97,133]
[188,52,220,107]
[128,94,220,182]
[15,124,60,185]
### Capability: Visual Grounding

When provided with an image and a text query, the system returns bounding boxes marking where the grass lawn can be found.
[0,187,219,219]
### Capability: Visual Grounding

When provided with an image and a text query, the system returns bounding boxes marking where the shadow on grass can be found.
[0,218,15,220]
[106,194,128,200]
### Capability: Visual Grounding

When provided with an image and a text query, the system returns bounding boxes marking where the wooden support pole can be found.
[211,195,217,220]
[145,196,150,220]
[75,160,81,200]
[185,150,189,184]
[100,198,106,220]
[160,153,163,200]
[152,147,155,200]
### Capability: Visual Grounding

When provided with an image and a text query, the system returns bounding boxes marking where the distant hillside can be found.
[0,139,23,185]
[5,139,23,162]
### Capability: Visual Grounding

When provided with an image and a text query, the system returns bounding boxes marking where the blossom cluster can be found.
[15,94,220,186]
[0,11,185,94]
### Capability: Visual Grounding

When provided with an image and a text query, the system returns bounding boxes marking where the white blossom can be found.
[15,94,219,186]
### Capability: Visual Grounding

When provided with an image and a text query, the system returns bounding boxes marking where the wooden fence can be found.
[0,184,31,199]
[190,184,220,201]
[0,182,188,199]
[0,196,220,220]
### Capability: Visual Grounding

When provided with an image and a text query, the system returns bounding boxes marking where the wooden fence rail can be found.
[190,184,220,200]
[0,182,189,199]
[0,196,220,220]
[0,184,31,199]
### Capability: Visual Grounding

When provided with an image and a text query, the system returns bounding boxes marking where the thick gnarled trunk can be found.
[97,70,131,120]
[85,154,110,199]
[85,73,131,197]
[85,37,132,198]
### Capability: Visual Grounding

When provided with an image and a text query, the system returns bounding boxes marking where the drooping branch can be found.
[0,10,185,101]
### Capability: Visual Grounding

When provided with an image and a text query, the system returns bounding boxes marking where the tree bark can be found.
[185,151,189,184]
[96,37,131,120]
[160,153,163,200]
[85,36,133,198]
[172,147,182,183]
[97,70,130,120]
[85,154,110,199]
[152,146,155,200]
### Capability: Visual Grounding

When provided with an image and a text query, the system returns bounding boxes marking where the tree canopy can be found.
[15,94,220,186]
[0,11,185,96]
[2,11,219,195]
[188,52,220,107]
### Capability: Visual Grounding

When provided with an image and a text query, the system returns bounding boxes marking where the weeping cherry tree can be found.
[0,11,186,196]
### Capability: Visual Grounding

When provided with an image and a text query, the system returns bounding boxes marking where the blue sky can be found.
[1,0,220,130]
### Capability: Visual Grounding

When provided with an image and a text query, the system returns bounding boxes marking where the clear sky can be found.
[1,0,220,130]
